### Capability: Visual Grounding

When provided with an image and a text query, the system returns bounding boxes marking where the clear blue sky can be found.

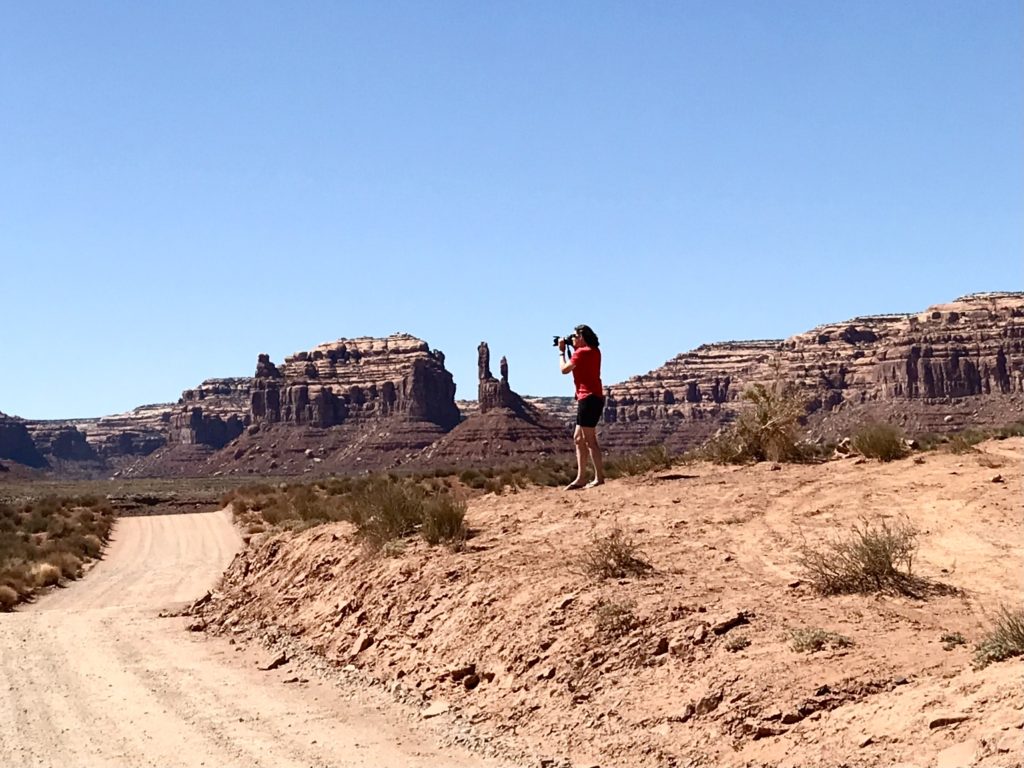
[2,1,1021,420]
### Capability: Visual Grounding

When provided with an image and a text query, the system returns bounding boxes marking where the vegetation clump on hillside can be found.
[0,495,115,610]
[798,516,922,596]
[224,476,468,551]
[579,526,653,580]
[851,422,909,461]
[701,379,810,464]
[973,606,1024,669]
[224,444,688,551]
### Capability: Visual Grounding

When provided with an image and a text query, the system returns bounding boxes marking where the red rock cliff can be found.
[602,292,1024,452]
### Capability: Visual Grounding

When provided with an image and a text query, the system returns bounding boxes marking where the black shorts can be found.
[576,395,605,428]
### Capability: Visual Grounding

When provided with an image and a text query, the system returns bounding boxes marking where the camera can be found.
[552,333,575,348]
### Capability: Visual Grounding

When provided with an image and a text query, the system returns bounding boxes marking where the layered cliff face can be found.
[121,334,462,477]
[250,334,459,430]
[602,340,779,451]
[169,378,252,449]
[0,413,47,468]
[602,292,1024,452]
[8,294,1022,476]
[30,403,169,462]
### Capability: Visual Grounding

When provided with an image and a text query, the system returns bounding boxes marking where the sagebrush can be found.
[579,527,653,580]
[789,626,854,653]
[0,495,115,610]
[798,517,920,595]
[851,422,909,461]
[227,475,467,552]
[973,606,1024,669]
[701,379,808,464]
[593,599,639,638]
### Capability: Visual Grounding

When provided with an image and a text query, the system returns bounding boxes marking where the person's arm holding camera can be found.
[558,338,575,374]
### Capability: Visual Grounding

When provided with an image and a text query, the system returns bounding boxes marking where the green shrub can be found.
[994,421,1024,439]
[580,527,653,580]
[725,634,751,652]
[940,631,966,650]
[798,517,919,595]
[851,422,908,461]
[606,445,674,477]
[947,430,986,454]
[701,380,807,464]
[914,432,945,451]
[347,478,424,550]
[973,606,1024,669]
[421,493,467,547]
[593,599,638,639]
[789,627,854,653]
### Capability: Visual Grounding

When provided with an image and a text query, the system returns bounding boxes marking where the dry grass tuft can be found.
[580,527,653,580]
[420,494,468,548]
[593,599,639,639]
[32,562,62,588]
[798,517,922,595]
[0,585,18,611]
[346,479,425,551]
[947,430,986,455]
[724,634,751,652]
[48,552,83,580]
[940,631,966,650]
[851,422,909,461]
[973,606,1024,669]
[606,445,674,478]
[789,626,854,653]
[701,379,808,464]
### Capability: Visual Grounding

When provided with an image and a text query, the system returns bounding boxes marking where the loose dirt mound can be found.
[195,439,1024,768]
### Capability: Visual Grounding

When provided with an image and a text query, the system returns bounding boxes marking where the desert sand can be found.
[195,439,1024,768]
[3,441,1021,768]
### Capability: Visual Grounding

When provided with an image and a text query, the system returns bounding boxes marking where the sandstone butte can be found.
[3,291,1022,478]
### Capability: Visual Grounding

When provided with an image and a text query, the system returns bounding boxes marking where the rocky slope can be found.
[602,292,1024,453]
[192,438,1024,768]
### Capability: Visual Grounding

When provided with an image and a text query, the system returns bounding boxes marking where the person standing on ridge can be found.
[558,324,606,490]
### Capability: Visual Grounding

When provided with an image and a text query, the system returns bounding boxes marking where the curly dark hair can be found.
[574,324,600,348]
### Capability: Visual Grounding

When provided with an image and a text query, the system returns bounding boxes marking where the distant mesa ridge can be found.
[5,291,1023,476]
[599,291,1023,453]
[249,334,459,430]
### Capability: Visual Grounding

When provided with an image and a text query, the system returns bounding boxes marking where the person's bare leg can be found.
[582,427,605,487]
[565,426,588,489]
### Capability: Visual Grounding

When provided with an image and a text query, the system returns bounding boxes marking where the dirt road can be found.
[0,509,501,768]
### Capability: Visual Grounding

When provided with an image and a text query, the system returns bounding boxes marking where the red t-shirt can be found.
[570,345,603,400]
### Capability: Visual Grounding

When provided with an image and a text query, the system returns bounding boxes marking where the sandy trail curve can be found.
[0,509,499,768]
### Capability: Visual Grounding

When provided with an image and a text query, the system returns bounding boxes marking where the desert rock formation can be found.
[124,335,461,477]
[414,343,569,467]
[603,292,1024,452]
[251,334,459,430]
[169,378,252,449]
[6,293,1023,476]
[0,412,47,468]
[25,403,171,468]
